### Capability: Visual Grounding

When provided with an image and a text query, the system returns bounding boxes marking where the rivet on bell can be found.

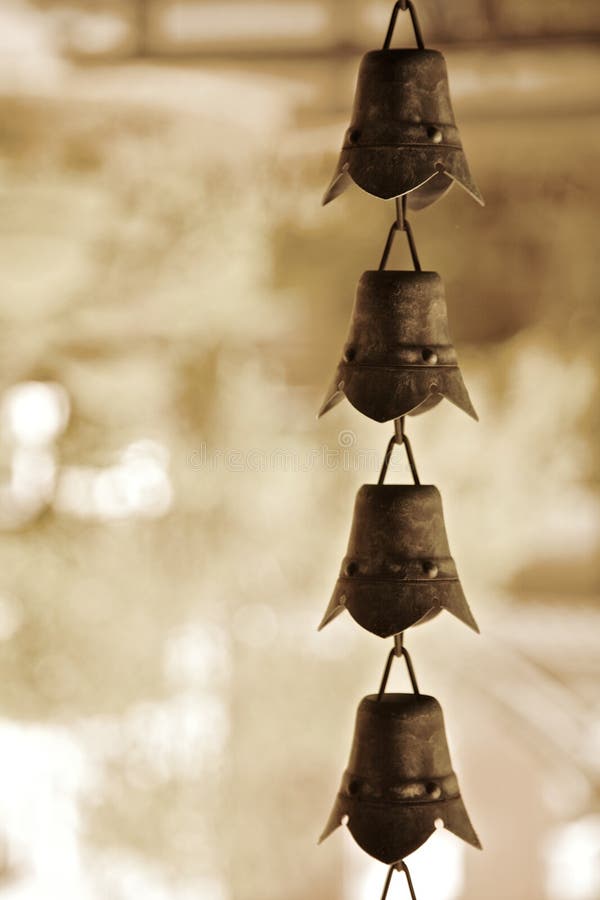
[427,126,443,144]
[345,561,358,576]
[344,346,357,363]
[348,129,361,144]
[423,561,439,579]
[427,782,442,799]
[422,348,438,364]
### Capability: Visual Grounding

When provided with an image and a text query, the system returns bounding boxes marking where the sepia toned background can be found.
[0,1,599,898]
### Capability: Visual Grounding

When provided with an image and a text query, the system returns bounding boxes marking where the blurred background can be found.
[0,1,599,898]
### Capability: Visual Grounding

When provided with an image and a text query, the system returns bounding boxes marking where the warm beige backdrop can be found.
[0,2,598,898]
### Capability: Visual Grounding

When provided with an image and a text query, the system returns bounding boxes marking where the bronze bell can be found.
[318,271,477,423]
[322,50,483,210]
[319,484,478,636]
[319,693,481,862]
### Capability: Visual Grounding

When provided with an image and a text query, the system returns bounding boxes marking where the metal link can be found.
[377,633,420,698]
[377,417,421,485]
[382,0,425,51]
[378,197,422,272]
[380,861,419,900]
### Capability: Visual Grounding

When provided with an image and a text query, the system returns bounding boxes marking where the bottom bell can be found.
[319,693,481,863]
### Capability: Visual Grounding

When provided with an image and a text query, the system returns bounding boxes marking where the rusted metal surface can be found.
[318,484,479,636]
[319,693,481,862]
[322,49,483,209]
[318,271,478,423]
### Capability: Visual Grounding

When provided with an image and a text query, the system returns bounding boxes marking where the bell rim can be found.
[333,579,478,636]
[320,791,481,861]
[322,366,478,422]
[323,148,483,208]
[356,482,440,493]
[360,47,447,62]
[359,268,441,279]
[320,547,479,635]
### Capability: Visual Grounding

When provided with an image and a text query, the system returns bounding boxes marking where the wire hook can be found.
[383,1,425,51]
[377,633,420,698]
[380,861,419,900]
[377,417,420,485]
[378,197,422,272]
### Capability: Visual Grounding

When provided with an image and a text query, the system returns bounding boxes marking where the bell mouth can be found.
[318,365,478,422]
[322,149,484,210]
[322,160,444,207]
[319,793,481,862]
[318,577,479,636]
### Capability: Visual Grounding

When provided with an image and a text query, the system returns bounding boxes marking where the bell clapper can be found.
[379,860,419,900]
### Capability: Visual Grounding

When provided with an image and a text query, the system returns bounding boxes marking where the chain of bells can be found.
[316,3,484,898]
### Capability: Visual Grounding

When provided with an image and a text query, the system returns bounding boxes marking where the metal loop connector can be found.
[383,0,425,51]
[377,633,420,699]
[403,220,421,272]
[378,196,422,272]
[378,221,400,272]
[377,417,421,485]
[380,861,419,900]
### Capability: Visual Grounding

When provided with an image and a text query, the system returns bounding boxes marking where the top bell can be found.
[322,49,483,210]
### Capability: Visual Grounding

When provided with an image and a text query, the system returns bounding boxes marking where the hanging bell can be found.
[319,484,478,636]
[318,271,478,423]
[319,692,481,862]
[322,49,483,210]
